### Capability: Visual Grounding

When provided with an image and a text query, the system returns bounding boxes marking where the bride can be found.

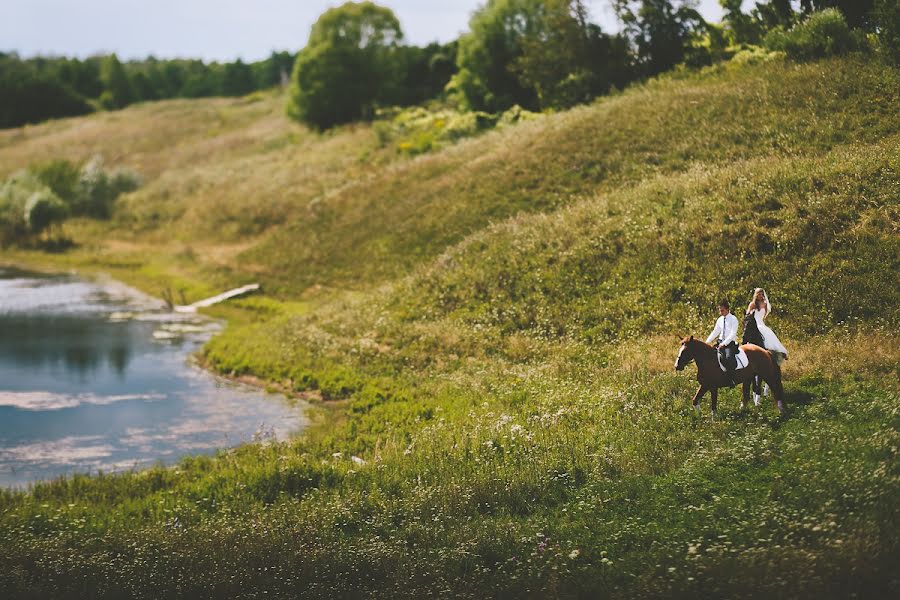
[746,288,788,364]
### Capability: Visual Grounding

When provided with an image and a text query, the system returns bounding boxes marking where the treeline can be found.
[289,0,900,129]
[0,51,297,128]
[2,0,898,131]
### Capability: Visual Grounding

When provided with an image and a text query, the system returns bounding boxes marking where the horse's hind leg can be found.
[766,376,785,415]
[691,385,707,415]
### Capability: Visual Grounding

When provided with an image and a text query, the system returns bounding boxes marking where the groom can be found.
[706,298,739,386]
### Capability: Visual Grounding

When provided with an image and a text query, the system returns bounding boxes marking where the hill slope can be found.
[0,55,898,599]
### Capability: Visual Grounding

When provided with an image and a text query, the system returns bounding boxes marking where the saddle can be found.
[717,347,749,372]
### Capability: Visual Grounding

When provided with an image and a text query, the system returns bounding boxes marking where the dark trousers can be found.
[719,342,738,373]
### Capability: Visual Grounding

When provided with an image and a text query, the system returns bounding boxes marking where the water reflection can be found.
[0,267,305,488]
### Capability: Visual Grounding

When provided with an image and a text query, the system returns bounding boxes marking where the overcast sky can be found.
[3,0,726,62]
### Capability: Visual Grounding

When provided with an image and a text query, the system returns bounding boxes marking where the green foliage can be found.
[287,1,404,129]
[0,54,94,128]
[99,54,135,109]
[222,59,256,97]
[374,105,508,155]
[452,0,628,111]
[799,0,877,29]
[614,0,708,76]
[0,55,898,598]
[28,158,81,203]
[764,8,866,59]
[720,0,763,44]
[24,188,69,234]
[71,156,141,219]
[511,0,621,109]
[874,0,900,63]
[0,157,140,244]
[390,42,459,106]
[451,0,541,111]
[0,171,42,242]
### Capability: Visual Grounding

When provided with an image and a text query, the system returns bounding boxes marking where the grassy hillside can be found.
[0,55,898,599]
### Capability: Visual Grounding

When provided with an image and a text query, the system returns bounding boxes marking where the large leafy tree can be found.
[513,0,629,109]
[453,0,626,112]
[614,0,707,77]
[720,0,763,44]
[452,0,543,112]
[287,1,403,130]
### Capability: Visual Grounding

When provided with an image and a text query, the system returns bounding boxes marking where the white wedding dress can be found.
[750,308,788,359]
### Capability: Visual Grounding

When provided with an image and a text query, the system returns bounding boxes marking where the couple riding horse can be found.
[675,288,789,416]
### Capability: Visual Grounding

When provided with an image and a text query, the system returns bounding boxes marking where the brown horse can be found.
[674,336,785,416]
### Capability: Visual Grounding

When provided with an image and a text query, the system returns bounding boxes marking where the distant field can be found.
[1,55,898,598]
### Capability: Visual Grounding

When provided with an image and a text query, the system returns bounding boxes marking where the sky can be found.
[2,1,726,63]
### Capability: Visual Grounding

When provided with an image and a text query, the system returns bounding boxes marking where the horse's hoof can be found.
[753,394,761,407]
[710,410,718,420]
[692,404,701,415]
[776,401,785,415]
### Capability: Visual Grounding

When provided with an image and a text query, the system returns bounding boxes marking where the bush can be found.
[72,156,141,218]
[764,9,866,60]
[1,157,141,245]
[375,106,497,155]
[0,171,67,242]
[30,159,81,203]
[24,189,69,234]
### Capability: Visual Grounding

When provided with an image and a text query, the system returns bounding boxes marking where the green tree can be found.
[874,0,900,63]
[799,1,876,29]
[287,2,403,130]
[764,8,863,60]
[614,0,707,77]
[100,54,135,109]
[513,0,630,109]
[720,0,763,44]
[451,0,544,112]
[0,55,93,128]
[222,59,256,96]
[388,42,458,106]
[253,51,296,88]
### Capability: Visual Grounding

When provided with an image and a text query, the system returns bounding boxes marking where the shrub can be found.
[73,156,140,218]
[375,106,497,155]
[30,158,81,203]
[24,188,69,234]
[0,171,67,242]
[764,9,866,60]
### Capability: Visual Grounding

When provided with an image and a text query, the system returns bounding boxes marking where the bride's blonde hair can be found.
[751,288,772,317]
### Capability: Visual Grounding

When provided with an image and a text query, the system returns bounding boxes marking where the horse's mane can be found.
[687,337,717,359]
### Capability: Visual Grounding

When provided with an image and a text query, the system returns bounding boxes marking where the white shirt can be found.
[706,313,739,347]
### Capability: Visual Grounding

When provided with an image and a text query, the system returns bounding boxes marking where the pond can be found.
[0,267,305,488]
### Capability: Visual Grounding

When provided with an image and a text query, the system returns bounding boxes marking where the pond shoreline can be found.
[0,261,309,488]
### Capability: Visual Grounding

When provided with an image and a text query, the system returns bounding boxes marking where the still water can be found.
[0,267,305,488]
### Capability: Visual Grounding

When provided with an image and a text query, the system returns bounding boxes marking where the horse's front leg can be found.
[691,385,707,414]
[710,387,719,418]
[741,380,751,411]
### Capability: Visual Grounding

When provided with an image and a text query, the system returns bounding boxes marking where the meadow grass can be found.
[0,54,898,598]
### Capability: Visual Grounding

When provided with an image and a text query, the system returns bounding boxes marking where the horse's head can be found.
[674,336,696,371]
